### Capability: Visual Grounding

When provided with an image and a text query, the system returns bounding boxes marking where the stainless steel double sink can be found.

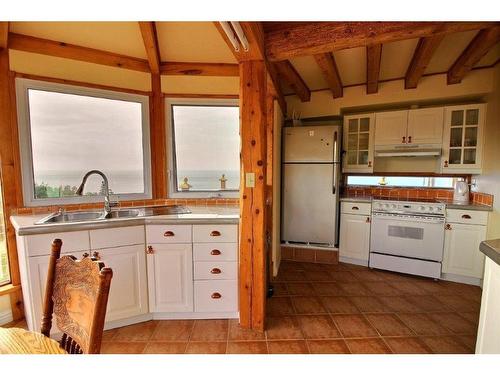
[35,205,191,225]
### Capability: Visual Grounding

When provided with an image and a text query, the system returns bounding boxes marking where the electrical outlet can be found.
[245,173,255,188]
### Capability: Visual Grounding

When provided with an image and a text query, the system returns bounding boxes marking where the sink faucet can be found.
[76,170,113,218]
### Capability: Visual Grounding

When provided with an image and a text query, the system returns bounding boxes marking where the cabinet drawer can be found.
[25,231,90,257]
[193,243,238,261]
[194,280,238,312]
[146,225,192,243]
[194,261,238,280]
[446,209,488,225]
[341,201,371,215]
[90,225,145,249]
[193,225,238,243]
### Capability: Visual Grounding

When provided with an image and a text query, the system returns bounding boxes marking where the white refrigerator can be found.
[282,125,341,246]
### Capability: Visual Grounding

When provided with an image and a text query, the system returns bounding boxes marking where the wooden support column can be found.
[150,73,167,198]
[239,60,267,331]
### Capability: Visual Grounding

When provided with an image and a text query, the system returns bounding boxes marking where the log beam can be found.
[0,22,8,50]
[448,27,500,84]
[313,52,343,98]
[274,60,311,102]
[138,22,161,74]
[405,35,445,89]
[366,44,382,94]
[150,73,167,198]
[160,62,239,76]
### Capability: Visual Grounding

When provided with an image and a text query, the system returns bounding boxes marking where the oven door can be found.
[370,213,445,262]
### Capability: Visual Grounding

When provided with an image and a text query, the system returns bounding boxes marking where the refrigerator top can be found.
[283,125,341,163]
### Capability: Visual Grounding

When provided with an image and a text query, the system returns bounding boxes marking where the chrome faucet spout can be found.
[76,170,112,217]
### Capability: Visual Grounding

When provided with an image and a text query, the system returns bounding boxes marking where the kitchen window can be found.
[0,179,10,286]
[166,98,240,198]
[16,79,152,206]
[346,175,456,188]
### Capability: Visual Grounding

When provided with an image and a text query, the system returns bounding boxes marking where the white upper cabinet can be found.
[342,113,375,173]
[441,104,485,174]
[407,107,444,145]
[374,110,408,146]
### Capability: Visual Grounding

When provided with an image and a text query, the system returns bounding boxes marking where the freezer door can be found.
[283,126,339,162]
[282,163,338,244]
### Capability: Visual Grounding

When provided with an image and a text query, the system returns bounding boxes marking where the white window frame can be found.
[166,98,240,199]
[16,78,152,207]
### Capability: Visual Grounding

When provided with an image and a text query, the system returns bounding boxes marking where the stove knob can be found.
[420,206,426,211]
[429,206,434,212]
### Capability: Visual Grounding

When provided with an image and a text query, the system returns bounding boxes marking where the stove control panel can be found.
[372,200,446,216]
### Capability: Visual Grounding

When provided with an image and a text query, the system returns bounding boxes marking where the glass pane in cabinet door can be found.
[348,119,358,133]
[451,110,464,126]
[449,149,462,164]
[464,149,476,164]
[358,151,368,165]
[358,133,369,150]
[359,118,370,132]
[347,151,358,165]
[450,127,463,147]
[466,109,479,125]
[347,134,358,150]
[464,127,478,147]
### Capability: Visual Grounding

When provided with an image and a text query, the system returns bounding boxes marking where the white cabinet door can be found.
[442,223,486,279]
[339,213,371,262]
[343,113,375,173]
[147,243,193,313]
[374,110,408,146]
[407,107,444,144]
[97,245,148,322]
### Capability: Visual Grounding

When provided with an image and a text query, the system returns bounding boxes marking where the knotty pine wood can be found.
[138,22,161,74]
[265,62,287,115]
[405,35,445,89]
[160,62,239,77]
[273,60,311,102]
[0,22,8,50]
[366,44,382,94]
[150,73,167,198]
[313,52,343,98]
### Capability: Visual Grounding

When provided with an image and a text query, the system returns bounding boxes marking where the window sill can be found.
[0,284,21,297]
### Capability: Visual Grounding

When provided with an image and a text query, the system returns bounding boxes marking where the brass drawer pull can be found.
[352,206,359,210]
[210,230,221,237]
[92,251,101,260]
[211,268,222,274]
[211,292,222,299]
[461,214,472,219]
[445,224,452,230]
[210,249,221,255]
[164,231,175,237]
[146,245,154,254]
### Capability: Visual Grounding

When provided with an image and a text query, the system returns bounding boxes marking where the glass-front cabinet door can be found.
[442,104,485,174]
[343,113,375,173]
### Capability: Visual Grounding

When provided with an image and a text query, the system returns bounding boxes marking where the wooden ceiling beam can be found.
[405,35,445,89]
[9,33,151,72]
[0,22,8,50]
[265,22,497,61]
[274,60,311,102]
[160,62,239,76]
[448,27,500,84]
[138,22,161,74]
[313,52,343,98]
[366,44,382,94]
[266,62,287,114]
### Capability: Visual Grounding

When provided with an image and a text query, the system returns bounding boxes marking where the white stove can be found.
[369,199,446,279]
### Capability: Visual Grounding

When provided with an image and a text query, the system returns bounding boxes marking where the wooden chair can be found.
[41,239,113,354]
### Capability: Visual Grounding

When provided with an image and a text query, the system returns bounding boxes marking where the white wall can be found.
[0,295,13,325]
[272,100,284,277]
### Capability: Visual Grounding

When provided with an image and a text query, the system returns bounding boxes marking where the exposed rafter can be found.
[0,22,8,50]
[366,44,382,94]
[138,22,161,74]
[160,62,239,76]
[265,22,497,61]
[405,35,445,89]
[266,61,287,114]
[274,60,311,102]
[448,27,500,85]
[313,52,343,98]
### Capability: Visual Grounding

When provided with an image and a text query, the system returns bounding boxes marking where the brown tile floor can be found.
[2,261,481,354]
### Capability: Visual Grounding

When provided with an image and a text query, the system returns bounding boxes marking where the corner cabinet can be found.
[339,201,372,266]
[342,113,375,173]
[441,104,486,174]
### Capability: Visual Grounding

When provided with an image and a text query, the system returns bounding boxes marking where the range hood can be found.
[374,144,442,157]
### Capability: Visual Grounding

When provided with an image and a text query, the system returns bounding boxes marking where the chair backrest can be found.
[41,239,113,354]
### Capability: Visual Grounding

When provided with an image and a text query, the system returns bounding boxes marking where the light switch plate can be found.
[245,173,255,188]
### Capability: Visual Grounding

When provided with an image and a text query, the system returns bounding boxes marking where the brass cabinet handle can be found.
[408,136,412,143]
[210,230,221,237]
[210,249,221,255]
[366,217,371,223]
[444,160,449,168]
[445,224,452,230]
[368,161,372,167]
[210,268,222,274]
[211,292,222,299]
[461,214,472,219]
[164,231,175,237]
[146,245,154,254]
[352,206,360,210]
[92,251,101,260]
[402,136,406,143]
[83,252,90,258]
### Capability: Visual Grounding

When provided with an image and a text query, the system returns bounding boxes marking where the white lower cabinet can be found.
[339,202,371,265]
[147,243,194,313]
[442,221,487,280]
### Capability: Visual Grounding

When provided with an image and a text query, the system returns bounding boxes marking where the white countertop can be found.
[10,206,240,236]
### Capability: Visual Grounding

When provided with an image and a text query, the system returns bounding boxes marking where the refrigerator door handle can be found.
[332,131,338,194]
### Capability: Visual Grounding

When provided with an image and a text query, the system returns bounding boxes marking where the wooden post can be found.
[150,73,167,198]
[239,60,267,330]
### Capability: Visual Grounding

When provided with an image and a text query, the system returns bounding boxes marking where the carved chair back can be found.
[41,239,113,354]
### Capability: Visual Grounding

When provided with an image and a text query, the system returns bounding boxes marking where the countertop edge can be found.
[480,239,500,267]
